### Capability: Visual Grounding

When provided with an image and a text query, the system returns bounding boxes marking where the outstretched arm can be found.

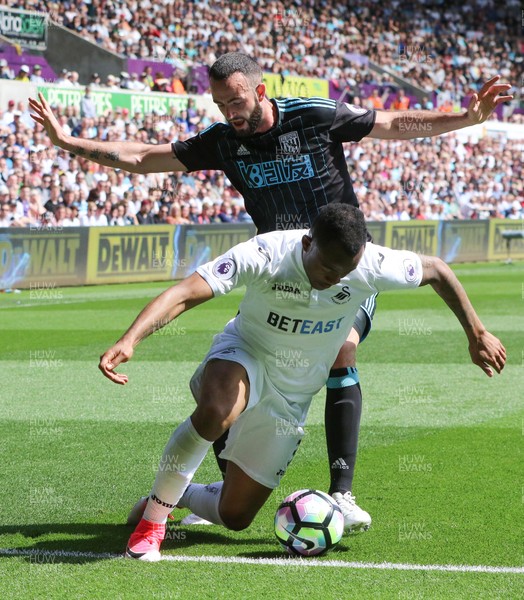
[418,255,506,376]
[368,76,513,140]
[99,273,213,384]
[29,92,188,173]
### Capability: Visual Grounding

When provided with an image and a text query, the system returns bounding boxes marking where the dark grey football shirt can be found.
[173,97,376,233]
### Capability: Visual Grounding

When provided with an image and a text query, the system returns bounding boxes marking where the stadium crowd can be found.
[0,0,521,228]
[0,97,522,228]
[8,0,522,114]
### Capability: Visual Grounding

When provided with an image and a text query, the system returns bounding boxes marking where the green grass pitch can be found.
[0,262,522,599]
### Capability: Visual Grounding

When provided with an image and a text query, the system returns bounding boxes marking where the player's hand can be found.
[99,341,134,385]
[28,92,65,146]
[468,331,506,377]
[466,76,513,125]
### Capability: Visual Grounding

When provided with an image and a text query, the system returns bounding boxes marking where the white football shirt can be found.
[196,230,422,399]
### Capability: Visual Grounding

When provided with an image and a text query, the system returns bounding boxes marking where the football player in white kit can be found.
[99,204,505,561]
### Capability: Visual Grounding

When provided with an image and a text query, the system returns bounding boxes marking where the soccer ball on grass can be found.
[274,489,344,556]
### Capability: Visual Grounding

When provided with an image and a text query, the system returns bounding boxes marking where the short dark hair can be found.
[209,53,263,86]
[310,204,367,256]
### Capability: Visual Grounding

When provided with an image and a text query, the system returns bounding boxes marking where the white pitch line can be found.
[0,548,522,574]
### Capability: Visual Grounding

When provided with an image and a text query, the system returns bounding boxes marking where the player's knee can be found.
[192,401,236,433]
[332,340,358,368]
[219,506,254,531]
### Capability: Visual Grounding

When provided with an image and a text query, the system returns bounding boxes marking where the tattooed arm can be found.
[29,93,187,173]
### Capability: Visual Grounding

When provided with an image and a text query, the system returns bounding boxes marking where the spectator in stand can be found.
[25,189,45,225]
[139,115,156,140]
[197,202,214,224]
[90,73,102,88]
[128,188,145,213]
[187,202,200,223]
[152,76,171,93]
[120,72,131,89]
[166,202,190,225]
[507,201,522,220]
[56,69,72,87]
[54,204,68,227]
[62,204,80,226]
[143,66,154,90]
[367,89,385,110]
[421,96,434,110]
[68,71,81,87]
[64,104,80,132]
[128,72,146,91]
[17,100,34,130]
[139,72,151,91]
[391,89,410,110]
[171,70,187,95]
[0,202,13,226]
[15,65,30,82]
[121,197,138,221]
[80,87,97,119]
[8,111,23,134]
[103,197,115,221]
[217,200,233,222]
[2,100,16,126]
[154,205,170,224]
[15,184,31,217]
[109,205,122,226]
[92,202,109,226]
[30,65,45,84]
[4,200,23,225]
[136,199,155,224]
[111,170,131,199]
[110,202,135,226]
[0,59,12,80]
[80,201,97,226]
[105,75,119,90]
[180,204,192,223]
[44,184,63,214]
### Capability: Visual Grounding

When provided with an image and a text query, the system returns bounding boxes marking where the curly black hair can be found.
[310,204,367,256]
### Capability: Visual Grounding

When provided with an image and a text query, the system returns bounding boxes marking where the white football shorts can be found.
[189,330,310,488]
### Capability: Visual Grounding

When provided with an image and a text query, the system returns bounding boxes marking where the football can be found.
[274,489,344,556]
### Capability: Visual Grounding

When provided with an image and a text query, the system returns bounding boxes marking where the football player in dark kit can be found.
[29,52,511,531]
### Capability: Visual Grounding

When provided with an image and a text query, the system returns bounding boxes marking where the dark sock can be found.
[325,367,362,495]
[212,430,229,479]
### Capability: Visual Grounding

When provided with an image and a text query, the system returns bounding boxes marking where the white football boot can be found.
[331,492,371,533]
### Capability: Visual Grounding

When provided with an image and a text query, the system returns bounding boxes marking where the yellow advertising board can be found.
[3,220,519,291]
[0,227,88,289]
[365,222,386,246]
[86,226,175,284]
[262,73,329,99]
[386,221,438,255]
[487,219,524,261]
[171,224,256,279]
[440,221,488,262]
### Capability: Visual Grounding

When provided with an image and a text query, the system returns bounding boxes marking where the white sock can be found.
[144,417,211,524]
[179,482,225,526]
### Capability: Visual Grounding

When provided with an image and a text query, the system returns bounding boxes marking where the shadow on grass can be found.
[0,522,271,564]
